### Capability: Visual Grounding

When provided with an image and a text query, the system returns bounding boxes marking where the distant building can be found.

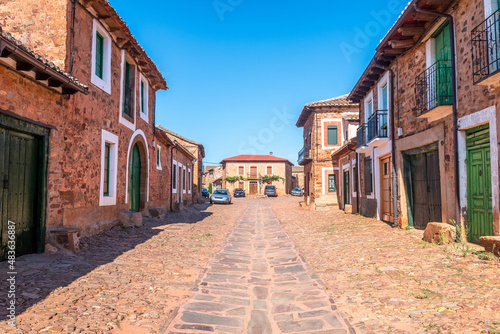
[296,95,359,208]
[220,155,293,195]
[203,165,223,190]
[291,166,304,190]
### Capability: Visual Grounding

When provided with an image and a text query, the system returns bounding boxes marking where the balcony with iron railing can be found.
[298,144,312,166]
[366,110,388,146]
[472,8,500,85]
[356,124,366,149]
[415,60,453,122]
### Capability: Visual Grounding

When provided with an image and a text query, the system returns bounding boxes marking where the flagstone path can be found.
[164,202,354,334]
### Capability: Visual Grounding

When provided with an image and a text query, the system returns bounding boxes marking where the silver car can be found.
[210,189,232,204]
[291,188,304,196]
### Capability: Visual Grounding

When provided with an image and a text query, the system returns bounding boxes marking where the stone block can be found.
[344,204,353,214]
[119,211,143,228]
[479,236,500,256]
[423,222,456,244]
[147,207,166,218]
[49,228,81,252]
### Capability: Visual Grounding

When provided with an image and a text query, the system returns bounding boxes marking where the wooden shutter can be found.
[328,126,338,145]
[267,166,272,175]
[239,166,244,175]
[95,32,104,78]
[364,157,372,194]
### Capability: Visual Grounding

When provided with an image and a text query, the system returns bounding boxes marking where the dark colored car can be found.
[264,185,277,197]
[201,188,210,198]
[234,188,246,197]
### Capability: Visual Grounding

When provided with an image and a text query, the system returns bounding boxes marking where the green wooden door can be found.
[343,170,350,205]
[0,128,39,260]
[467,125,493,241]
[129,144,141,212]
[434,23,452,106]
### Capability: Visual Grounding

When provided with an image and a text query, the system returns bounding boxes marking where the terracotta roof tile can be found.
[296,94,359,127]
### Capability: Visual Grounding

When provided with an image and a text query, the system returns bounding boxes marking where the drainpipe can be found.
[373,61,398,227]
[414,4,461,229]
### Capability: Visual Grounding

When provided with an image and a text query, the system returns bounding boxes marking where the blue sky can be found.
[109,0,408,165]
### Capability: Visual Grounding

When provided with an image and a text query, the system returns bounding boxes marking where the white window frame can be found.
[188,168,192,194]
[156,145,162,170]
[182,166,187,194]
[238,165,245,176]
[364,91,374,123]
[377,72,390,111]
[266,165,274,175]
[352,160,357,198]
[139,73,149,123]
[91,20,112,94]
[99,130,118,206]
[321,118,342,149]
[172,160,178,194]
[485,0,499,18]
[365,151,375,200]
[119,50,137,131]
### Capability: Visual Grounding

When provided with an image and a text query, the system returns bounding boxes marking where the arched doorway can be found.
[130,144,141,212]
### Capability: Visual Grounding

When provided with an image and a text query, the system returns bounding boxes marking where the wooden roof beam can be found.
[398,26,426,37]
[388,39,415,49]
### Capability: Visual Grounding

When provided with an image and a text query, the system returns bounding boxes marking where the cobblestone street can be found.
[1,197,500,333]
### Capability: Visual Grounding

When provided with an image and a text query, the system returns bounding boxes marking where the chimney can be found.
[270,152,273,155]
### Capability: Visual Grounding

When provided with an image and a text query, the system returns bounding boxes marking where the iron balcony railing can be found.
[472,8,500,84]
[366,110,388,143]
[415,60,452,116]
[298,144,312,165]
[356,124,366,148]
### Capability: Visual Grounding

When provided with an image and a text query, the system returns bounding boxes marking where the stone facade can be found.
[156,125,205,203]
[203,165,223,190]
[291,166,304,190]
[221,155,293,196]
[349,0,500,238]
[0,0,169,249]
[296,95,359,207]
[332,140,359,215]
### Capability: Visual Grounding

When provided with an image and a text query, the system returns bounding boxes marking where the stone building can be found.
[291,166,304,190]
[331,139,358,215]
[0,0,169,256]
[295,95,359,208]
[220,155,293,196]
[349,0,500,240]
[0,30,88,259]
[156,125,204,202]
[203,165,223,190]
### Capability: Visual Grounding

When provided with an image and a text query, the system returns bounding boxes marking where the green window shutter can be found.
[95,32,104,79]
[327,126,338,145]
[104,143,110,196]
[124,62,131,117]
[141,81,145,113]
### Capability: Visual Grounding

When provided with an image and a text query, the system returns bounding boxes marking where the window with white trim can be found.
[91,20,112,94]
[182,167,186,193]
[188,169,192,193]
[156,145,162,170]
[139,74,149,123]
[172,160,178,193]
[100,130,118,206]
[119,51,136,130]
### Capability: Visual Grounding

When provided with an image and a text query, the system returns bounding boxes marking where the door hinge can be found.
[3,175,8,190]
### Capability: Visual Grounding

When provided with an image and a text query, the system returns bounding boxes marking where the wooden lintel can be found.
[35,72,51,80]
[62,87,78,95]
[382,48,407,55]
[16,61,35,71]
[48,79,63,87]
[388,39,415,49]
[398,26,426,37]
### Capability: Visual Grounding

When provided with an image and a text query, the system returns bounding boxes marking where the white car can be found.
[210,189,232,204]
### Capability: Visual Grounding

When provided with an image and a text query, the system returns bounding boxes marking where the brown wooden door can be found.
[250,182,258,195]
[381,156,393,222]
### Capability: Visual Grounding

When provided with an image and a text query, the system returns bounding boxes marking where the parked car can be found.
[234,188,246,197]
[210,189,232,204]
[264,185,277,197]
[291,188,304,196]
[201,188,210,198]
